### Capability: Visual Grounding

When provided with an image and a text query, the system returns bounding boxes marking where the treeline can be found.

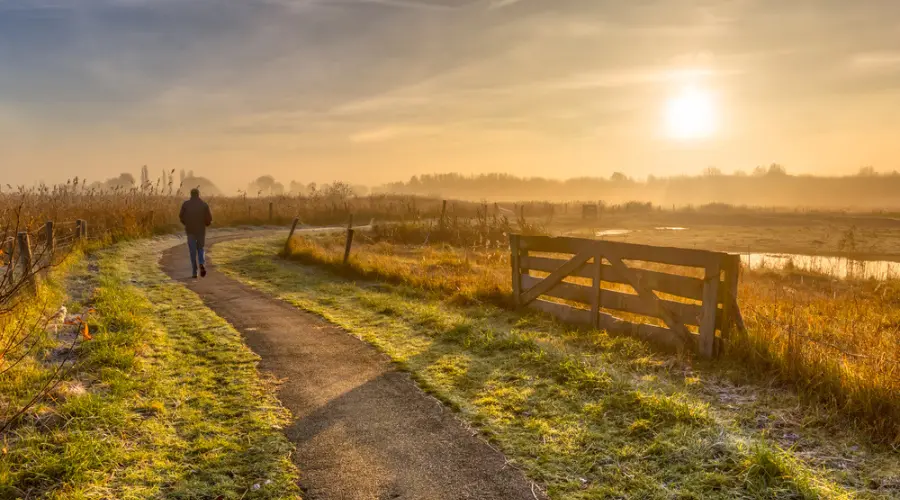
[246,176,368,197]
[374,167,900,209]
[84,167,221,196]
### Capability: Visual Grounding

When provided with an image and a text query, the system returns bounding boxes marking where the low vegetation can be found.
[220,235,900,498]
[0,239,299,498]
[283,224,900,445]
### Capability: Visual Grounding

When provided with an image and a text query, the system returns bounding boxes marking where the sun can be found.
[665,86,717,140]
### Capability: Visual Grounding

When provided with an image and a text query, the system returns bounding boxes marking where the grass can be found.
[283,231,900,445]
[216,235,900,499]
[0,238,300,498]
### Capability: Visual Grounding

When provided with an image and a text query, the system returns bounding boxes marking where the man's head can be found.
[190,188,200,199]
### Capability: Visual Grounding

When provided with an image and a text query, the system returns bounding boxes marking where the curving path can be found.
[160,231,541,500]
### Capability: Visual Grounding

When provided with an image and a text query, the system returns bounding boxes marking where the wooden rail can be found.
[509,235,741,357]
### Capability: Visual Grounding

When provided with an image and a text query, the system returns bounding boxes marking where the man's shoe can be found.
[191,274,198,279]
[199,265,207,278]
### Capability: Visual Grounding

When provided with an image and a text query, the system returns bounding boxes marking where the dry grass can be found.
[285,228,900,444]
[0,178,478,245]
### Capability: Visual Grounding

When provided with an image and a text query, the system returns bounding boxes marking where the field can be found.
[220,234,900,498]
[283,224,900,443]
[4,186,900,498]
[513,204,900,261]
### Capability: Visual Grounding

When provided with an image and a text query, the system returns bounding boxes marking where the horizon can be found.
[2,1,899,191]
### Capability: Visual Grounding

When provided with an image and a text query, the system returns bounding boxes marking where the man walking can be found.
[179,188,213,278]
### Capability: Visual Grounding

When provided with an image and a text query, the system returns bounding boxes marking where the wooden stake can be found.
[45,221,54,263]
[699,258,722,358]
[510,234,522,307]
[590,252,603,329]
[343,229,355,264]
[284,217,300,256]
[17,232,34,287]
[720,254,741,350]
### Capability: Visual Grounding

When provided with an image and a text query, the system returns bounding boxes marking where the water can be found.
[596,229,632,237]
[741,253,900,280]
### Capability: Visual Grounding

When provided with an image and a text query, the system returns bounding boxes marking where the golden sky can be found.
[2,0,899,192]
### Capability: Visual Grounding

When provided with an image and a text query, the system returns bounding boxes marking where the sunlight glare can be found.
[665,86,717,140]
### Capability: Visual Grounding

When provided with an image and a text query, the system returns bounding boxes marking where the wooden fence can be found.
[509,235,741,357]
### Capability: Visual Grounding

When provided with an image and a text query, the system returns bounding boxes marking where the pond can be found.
[740,253,900,280]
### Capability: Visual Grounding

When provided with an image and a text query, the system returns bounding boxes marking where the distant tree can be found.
[140,165,150,188]
[322,181,354,200]
[610,172,629,182]
[183,174,221,196]
[734,169,748,177]
[179,169,186,185]
[752,166,768,177]
[767,164,787,176]
[857,166,877,177]
[249,175,278,195]
[703,167,722,177]
[289,180,308,196]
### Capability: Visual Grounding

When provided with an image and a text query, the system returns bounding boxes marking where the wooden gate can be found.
[509,235,741,357]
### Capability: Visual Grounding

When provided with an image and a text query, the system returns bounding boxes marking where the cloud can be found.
[852,52,900,69]
[348,125,440,143]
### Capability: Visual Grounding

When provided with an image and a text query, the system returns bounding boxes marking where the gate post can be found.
[510,234,522,308]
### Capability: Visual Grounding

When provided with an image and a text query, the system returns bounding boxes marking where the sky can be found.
[1,0,899,192]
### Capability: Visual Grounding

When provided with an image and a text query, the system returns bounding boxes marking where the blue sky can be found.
[2,0,899,191]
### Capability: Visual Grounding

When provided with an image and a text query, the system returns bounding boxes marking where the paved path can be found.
[160,232,541,500]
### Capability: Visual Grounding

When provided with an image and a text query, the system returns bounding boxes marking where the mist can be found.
[3,1,900,190]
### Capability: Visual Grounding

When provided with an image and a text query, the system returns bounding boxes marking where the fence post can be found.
[80,219,87,241]
[284,217,300,256]
[720,254,741,350]
[45,221,55,263]
[439,200,447,232]
[343,229,355,265]
[590,250,603,329]
[510,234,522,308]
[269,202,274,222]
[699,257,722,358]
[75,220,83,241]
[17,232,34,288]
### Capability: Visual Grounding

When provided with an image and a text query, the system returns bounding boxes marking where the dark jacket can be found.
[179,197,212,236]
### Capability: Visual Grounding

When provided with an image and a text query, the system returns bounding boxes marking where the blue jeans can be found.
[187,234,205,276]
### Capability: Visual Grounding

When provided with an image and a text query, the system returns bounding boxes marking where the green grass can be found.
[1,239,300,499]
[216,236,900,499]
[284,232,900,444]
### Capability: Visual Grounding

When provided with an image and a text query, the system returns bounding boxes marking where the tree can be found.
[610,172,629,182]
[857,166,876,177]
[248,175,279,196]
[289,181,308,196]
[703,167,722,177]
[767,164,787,176]
[322,181,354,200]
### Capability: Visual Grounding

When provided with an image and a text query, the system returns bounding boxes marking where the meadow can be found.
[283,215,900,445]
[3,182,900,497]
